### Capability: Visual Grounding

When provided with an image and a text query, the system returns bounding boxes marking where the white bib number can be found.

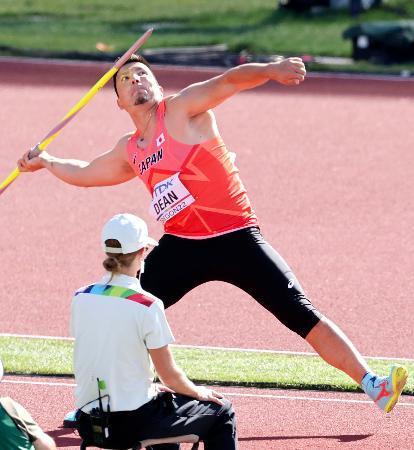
[150,173,195,225]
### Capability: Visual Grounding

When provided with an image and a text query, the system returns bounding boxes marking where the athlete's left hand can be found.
[268,57,306,86]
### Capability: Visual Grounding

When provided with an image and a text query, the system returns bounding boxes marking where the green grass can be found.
[0,336,413,394]
[0,0,413,62]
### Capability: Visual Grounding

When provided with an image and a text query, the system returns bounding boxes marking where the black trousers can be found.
[141,227,322,338]
[78,392,237,450]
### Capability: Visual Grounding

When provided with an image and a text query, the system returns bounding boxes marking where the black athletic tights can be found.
[141,227,322,338]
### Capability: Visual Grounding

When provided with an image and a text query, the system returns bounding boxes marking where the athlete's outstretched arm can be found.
[170,58,306,117]
[17,134,135,187]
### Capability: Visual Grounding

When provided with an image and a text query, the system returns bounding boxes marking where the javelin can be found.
[0,28,153,196]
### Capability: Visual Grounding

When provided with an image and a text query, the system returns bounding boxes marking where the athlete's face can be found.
[116,62,162,109]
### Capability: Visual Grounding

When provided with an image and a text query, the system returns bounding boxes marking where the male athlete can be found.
[18,55,408,412]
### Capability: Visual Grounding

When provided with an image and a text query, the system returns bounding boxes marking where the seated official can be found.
[71,213,238,450]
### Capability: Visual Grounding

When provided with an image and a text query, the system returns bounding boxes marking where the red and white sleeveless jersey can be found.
[126,100,258,238]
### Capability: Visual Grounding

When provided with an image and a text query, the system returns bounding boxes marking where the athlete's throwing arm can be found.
[17,58,305,184]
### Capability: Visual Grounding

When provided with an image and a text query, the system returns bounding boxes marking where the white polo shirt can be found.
[70,273,174,412]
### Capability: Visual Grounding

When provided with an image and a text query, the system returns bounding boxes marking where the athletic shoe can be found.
[363,365,408,413]
[63,410,78,428]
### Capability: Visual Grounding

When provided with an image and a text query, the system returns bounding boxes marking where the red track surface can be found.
[2,376,414,449]
[1,60,414,448]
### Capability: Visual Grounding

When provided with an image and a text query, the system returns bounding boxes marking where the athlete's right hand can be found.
[195,386,225,406]
[17,149,49,172]
[269,57,306,86]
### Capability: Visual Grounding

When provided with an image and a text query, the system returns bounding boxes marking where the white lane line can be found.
[3,378,414,408]
[1,333,414,362]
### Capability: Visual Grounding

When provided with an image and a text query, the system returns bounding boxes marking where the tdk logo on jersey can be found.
[154,179,173,196]
[137,148,163,175]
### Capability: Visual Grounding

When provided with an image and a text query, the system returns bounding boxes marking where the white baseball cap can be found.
[101,213,158,254]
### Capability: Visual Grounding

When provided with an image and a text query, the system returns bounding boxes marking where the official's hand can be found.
[195,386,225,406]
[155,383,175,394]
[268,57,306,86]
[17,148,49,172]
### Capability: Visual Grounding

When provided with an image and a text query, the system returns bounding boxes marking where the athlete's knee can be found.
[278,291,323,339]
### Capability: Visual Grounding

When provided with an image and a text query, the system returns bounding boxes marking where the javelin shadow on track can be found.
[239,434,373,443]
[46,427,82,447]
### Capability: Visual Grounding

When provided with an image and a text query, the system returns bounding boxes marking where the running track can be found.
[2,376,414,449]
[1,59,414,448]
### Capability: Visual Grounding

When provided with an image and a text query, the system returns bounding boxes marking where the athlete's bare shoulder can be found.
[163,94,178,111]
[165,94,215,119]
[163,94,190,126]
[164,95,219,142]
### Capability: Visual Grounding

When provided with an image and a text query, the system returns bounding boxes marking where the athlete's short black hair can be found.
[112,54,152,97]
